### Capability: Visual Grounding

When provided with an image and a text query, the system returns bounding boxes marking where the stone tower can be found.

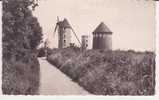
[57,18,72,48]
[92,22,112,50]
[81,35,89,50]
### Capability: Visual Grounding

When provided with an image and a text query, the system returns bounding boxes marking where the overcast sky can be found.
[33,0,155,51]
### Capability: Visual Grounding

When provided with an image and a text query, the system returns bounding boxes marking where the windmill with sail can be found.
[54,17,81,48]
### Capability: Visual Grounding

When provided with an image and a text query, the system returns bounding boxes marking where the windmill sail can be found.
[53,16,60,36]
[53,24,58,35]
[70,27,82,46]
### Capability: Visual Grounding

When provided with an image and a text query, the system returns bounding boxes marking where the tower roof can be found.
[93,22,112,34]
[62,18,71,28]
[57,18,71,28]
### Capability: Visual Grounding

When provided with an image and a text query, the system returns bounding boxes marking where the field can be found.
[47,48,155,95]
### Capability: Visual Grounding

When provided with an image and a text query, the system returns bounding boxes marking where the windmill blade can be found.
[71,27,82,46]
[57,16,59,22]
[54,16,60,36]
[53,23,58,36]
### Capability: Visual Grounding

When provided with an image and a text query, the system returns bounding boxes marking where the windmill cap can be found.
[93,22,112,34]
[62,18,71,28]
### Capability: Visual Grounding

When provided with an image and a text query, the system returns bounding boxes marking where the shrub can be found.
[2,52,40,95]
[47,48,155,95]
[37,48,45,57]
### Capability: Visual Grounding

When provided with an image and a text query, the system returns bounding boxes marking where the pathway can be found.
[38,57,90,95]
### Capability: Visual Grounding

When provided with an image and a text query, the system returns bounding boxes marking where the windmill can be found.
[53,16,60,36]
[54,17,81,48]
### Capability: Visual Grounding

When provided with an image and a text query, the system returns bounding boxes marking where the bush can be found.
[37,48,45,57]
[47,48,155,95]
[2,52,40,95]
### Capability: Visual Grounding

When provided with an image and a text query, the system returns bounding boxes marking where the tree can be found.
[3,0,42,52]
[2,0,43,95]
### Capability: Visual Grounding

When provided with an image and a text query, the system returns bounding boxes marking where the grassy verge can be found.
[2,51,40,95]
[47,48,155,95]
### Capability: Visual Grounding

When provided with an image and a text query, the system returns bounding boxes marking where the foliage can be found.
[47,49,155,95]
[3,0,42,52]
[2,0,42,95]
[37,48,45,57]
[2,53,40,95]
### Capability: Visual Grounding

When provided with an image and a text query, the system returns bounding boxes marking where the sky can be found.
[33,0,156,51]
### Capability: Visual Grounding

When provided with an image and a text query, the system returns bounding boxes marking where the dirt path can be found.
[38,57,90,95]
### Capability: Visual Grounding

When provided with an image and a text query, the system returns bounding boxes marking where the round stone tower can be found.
[92,22,112,50]
[57,18,72,48]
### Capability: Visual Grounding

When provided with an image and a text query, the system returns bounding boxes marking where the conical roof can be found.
[93,22,112,34]
[62,18,71,28]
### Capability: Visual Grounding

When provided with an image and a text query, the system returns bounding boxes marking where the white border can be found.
[155,1,159,97]
[0,1,159,100]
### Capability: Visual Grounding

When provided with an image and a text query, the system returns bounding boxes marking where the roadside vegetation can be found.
[47,48,155,95]
[2,0,42,95]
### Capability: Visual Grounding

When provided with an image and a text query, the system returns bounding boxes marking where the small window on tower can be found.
[64,35,65,38]
[64,40,66,43]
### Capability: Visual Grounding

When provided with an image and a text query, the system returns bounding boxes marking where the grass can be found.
[47,48,155,95]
